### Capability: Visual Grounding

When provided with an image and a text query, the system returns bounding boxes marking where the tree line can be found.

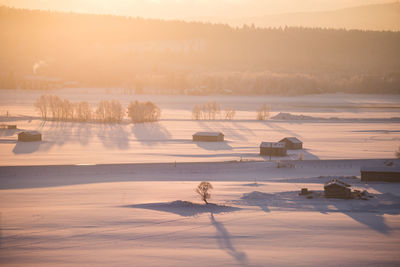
[192,101,269,120]
[1,6,399,95]
[34,95,161,123]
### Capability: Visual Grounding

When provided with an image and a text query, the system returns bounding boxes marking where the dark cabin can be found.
[279,137,303,149]
[18,131,42,142]
[324,179,351,199]
[192,132,224,142]
[361,166,400,182]
[260,142,287,156]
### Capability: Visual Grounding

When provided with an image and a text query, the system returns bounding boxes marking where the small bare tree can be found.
[224,107,236,120]
[256,104,270,120]
[196,181,213,204]
[192,104,202,120]
[34,95,48,119]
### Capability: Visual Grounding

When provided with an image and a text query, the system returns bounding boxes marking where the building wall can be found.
[361,171,400,182]
[260,147,287,156]
[18,133,42,142]
[193,135,224,142]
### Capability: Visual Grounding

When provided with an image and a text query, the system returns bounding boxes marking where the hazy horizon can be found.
[0,0,395,19]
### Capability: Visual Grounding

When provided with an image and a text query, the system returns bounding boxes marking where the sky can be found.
[0,0,393,19]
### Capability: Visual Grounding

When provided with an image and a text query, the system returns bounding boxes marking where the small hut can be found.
[279,137,303,149]
[324,179,351,198]
[260,142,287,156]
[192,132,224,142]
[18,131,42,142]
[361,166,400,182]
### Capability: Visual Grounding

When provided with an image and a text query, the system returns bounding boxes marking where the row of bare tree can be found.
[34,95,160,123]
[192,101,269,120]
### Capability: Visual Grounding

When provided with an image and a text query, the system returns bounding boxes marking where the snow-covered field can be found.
[1,90,400,165]
[1,161,400,266]
[1,90,400,266]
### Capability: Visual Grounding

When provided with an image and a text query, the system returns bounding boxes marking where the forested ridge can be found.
[1,6,399,95]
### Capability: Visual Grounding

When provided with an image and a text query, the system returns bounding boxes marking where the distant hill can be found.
[218,2,400,32]
[0,6,399,95]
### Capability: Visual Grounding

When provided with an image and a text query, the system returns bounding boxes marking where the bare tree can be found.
[75,101,92,122]
[224,107,236,120]
[256,104,270,120]
[34,95,48,119]
[127,100,161,123]
[192,101,221,120]
[192,104,202,120]
[196,181,213,204]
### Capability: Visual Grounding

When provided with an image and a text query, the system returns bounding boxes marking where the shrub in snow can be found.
[196,181,213,204]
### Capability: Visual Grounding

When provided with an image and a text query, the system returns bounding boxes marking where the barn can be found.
[18,131,42,142]
[192,132,224,142]
[361,166,400,182]
[324,179,351,198]
[260,142,287,156]
[279,137,303,149]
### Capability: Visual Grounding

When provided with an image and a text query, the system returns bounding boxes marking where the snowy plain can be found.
[1,89,400,266]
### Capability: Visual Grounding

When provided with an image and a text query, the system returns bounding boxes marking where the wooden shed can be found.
[192,132,224,142]
[279,137,303,149]
[260,142,287,156]
[361,166,400,182]
[18,131,42,142]
[324,179,351,198]
[0,124,17,129]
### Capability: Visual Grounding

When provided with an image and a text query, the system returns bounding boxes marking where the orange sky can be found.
[0,0,392,19]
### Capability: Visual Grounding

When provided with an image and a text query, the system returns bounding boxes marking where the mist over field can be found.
[1,1,400,267]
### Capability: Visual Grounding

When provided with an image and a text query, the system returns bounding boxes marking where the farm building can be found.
[324,179,351,199]
[361,166,400,182]
[192,132,224,142]
[279,137,303,149]
[260,142,287,156]
[18,131,42,142]
[0,124,17,129]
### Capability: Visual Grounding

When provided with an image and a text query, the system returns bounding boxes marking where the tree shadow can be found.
[123,200,241,217]
[131,122,171,146]
[96,123,130,150]
[210,213,249,267]
[0,129,19,137]
[195,141,233,151]
[238,190,400,235]
[12,141,42,154]
[263,121,301,138]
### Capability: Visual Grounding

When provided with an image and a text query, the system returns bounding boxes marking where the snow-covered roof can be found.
[193,132,224,137]
[361,166,400,173]
[324,179,350,188]
[324,179,350,187]
[260,142,286,148]
[280,137,302,144]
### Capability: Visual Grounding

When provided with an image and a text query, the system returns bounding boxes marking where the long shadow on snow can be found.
[195,141,233,151]
[123,200,241,217]
[124,201,247,266]
[131,122,171,146]
[210,213,249,267]
[238,191,400,234]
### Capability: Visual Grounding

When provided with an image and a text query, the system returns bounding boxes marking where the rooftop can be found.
[193,132,224,137]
